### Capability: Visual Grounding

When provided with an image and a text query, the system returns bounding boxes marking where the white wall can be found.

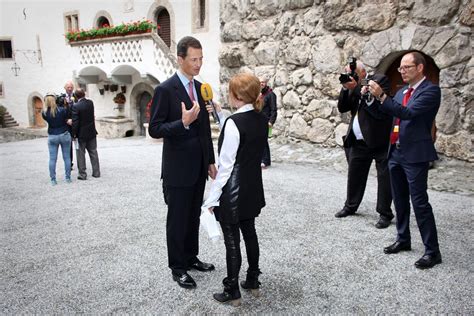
[0,0,221,127]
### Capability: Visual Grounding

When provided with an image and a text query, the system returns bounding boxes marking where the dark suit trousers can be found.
[388,147,440,255]
[77,137,100,178]
[344,141,393,219]
[261,138,271,166]
[164,175,206,274]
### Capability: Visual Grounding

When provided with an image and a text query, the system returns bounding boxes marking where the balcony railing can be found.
[69,32,177,83]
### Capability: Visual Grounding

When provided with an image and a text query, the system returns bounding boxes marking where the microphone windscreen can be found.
[201,83,213,102]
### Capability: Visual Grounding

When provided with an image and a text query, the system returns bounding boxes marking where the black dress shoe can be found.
[77,176,87,180]
[172,272,196,289]
[190,260,215,272]
[335,208,356,218]
[384,241,412,254]
[375,217,391,229]
[415,253,442,269]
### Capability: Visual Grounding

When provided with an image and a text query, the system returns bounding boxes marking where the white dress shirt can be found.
[202,104,254,209]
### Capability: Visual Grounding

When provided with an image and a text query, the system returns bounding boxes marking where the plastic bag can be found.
[200,207,221,243]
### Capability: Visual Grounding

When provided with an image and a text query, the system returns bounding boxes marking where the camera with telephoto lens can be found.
[339,57,359,84]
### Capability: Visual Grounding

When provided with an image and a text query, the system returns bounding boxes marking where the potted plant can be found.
[113,93,126,105]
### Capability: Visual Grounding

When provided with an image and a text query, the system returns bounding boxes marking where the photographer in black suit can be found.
[335,60,394,229]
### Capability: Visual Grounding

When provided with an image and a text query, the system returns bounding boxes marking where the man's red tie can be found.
[390,87,414,145]
[188,81,195,102]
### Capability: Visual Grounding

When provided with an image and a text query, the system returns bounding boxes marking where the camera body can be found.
[56,93,66,107]
[56,93,76,107]
[339,57,359,84]
[361,75,375,103]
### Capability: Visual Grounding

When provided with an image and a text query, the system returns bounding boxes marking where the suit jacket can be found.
[148,73,215,187]
[261,88,277,125]
[338,73,392,149]
[71,98,98,140]
[380,79,440,163]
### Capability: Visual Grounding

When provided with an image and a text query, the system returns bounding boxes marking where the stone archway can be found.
[129,82,156,136]
[147,0,175,53]
[376,50,440,97]
[137,91,152,136]
[27,92,45,128]
[376,50,441,141]
[32,96,45,128]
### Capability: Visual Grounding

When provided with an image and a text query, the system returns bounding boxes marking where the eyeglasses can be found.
[397,65,417,72]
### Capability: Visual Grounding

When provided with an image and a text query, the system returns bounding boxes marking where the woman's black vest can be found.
[214,110,268,224]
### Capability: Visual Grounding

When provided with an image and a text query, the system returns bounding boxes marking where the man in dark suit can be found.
[149,36,217,288]
[369,51,442,269]
[335,61,394,229]
[72,88,100,180]
[258,75,277,169]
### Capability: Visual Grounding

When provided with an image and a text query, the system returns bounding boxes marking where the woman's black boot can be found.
[240,269,261,297]
[213,277,242,307]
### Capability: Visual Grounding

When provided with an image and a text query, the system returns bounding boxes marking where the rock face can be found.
[219,0,473,161]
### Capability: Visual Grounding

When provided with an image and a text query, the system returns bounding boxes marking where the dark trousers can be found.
[164,176,206,274]
[343,141,393,219]
[77,137,100,178]
[261,138,271,166]
[220,218,259,280]
[388,147,440,255]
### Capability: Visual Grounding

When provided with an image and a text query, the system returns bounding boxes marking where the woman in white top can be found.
[202,73,268,306]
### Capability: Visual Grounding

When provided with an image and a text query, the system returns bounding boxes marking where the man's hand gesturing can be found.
[181,101,200,127]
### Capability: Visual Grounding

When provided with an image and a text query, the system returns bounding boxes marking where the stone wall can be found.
[218,0,473,161]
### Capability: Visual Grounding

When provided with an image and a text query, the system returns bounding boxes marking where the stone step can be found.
[1,110,20,128]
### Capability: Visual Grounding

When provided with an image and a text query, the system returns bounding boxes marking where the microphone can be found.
[200,83,220,124]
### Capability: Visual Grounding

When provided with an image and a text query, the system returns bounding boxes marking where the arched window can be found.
[97,16,110,28]
[199,0,206,28]
[156,8,171,48]
[192,0,208,32]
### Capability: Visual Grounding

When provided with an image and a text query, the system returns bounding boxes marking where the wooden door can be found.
[33,97,45,128]
[138,91,152,136]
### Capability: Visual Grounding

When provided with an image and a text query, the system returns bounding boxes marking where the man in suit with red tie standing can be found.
[149,36,217,288]
[368,51,442,269]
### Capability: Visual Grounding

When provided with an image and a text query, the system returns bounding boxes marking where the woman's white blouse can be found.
[202,104,255,209]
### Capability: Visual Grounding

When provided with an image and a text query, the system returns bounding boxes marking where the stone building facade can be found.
[218,0,473,161]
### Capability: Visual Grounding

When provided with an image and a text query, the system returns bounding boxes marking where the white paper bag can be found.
[200,207,221,242]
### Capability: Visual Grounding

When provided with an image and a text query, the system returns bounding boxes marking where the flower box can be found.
[66,19,156,42]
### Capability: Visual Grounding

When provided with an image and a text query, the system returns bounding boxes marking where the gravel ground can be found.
[1,136,473,314]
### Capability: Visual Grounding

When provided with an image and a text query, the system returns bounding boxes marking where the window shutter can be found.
[157,10,171,48]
